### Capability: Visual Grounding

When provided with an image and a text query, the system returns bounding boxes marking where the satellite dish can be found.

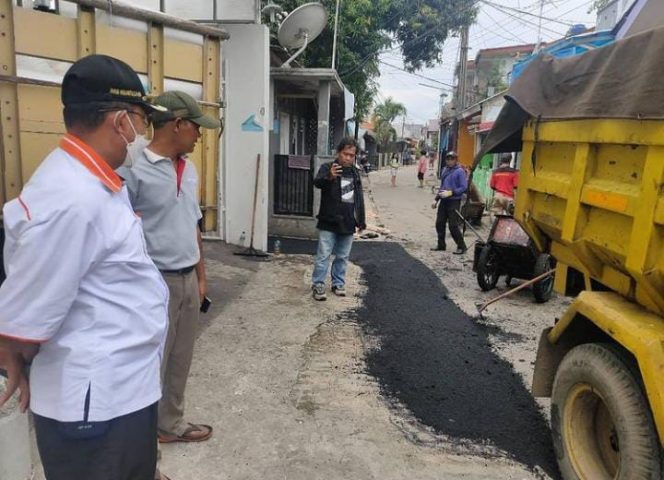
[277,3,328,68]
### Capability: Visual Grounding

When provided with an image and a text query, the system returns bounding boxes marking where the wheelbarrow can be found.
[472,214,555,303]
[460,201,484,232]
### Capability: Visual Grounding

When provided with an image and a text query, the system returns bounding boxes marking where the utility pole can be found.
[457,24,470,111]
[331,0,341,68]
[437,92,448,175]
[535,0,545,52]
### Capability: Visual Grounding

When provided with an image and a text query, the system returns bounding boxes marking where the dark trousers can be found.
[435,199,467,250]
[34,403,158,480]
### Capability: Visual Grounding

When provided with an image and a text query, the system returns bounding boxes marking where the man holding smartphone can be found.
[311,138,367,301]
[118,91,221,446]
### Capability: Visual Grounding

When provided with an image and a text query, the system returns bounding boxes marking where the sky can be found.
[377,0,600,125]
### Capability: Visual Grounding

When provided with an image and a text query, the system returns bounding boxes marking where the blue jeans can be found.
[312,230,354,287]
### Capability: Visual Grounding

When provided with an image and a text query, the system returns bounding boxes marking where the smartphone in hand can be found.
[200,296,212,313]
[329,162,343,179]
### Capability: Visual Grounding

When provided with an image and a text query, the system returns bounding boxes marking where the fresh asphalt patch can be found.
[272,237,558,477]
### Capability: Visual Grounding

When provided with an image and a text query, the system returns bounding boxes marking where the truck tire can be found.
[477,244,499,291]
[551,343,661,480]
[533,253,554,303]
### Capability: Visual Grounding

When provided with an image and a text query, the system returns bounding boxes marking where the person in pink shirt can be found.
[417,150,428,188]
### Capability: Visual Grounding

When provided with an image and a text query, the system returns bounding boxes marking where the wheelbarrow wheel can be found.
[477,245,499,291]
[533,253,555,303]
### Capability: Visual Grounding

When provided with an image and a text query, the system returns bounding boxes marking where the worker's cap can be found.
[152,91,221,129]
[62,54,165,112]
[445,151,458,158]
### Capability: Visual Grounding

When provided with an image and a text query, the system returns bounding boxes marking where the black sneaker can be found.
[331,285,346,297]
[453,247,468,255]
[312,284,327,301]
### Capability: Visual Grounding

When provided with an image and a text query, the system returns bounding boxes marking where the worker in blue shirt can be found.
[431,151,468,254]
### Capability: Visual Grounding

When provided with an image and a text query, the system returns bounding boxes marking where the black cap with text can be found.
[61,54,164,112]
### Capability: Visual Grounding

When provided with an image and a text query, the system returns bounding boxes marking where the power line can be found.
[342,28,465,77]
[378,0,592,114]
[555,0,596,19]
[349,0,481,63]
[381,50,458,74]
[467,0,576,46]
[482,1,566,37]
[477,17,530,44]
[469,14,542,46]
[480,0,576,26]
[379,60,456,88]
[339,0,481,77]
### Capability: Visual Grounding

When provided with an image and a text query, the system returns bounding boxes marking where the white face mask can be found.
[123,134,149,168]
[116,111,148,168]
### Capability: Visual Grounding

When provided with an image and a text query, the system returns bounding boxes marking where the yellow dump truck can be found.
[475,28,664,479]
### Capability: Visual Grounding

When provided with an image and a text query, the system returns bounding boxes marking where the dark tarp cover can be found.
[471,26,664,170]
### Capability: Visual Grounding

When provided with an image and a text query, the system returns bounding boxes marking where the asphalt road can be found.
[270,236,558,477]
[352,242,557,475]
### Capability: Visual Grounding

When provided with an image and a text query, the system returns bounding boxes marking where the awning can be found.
[471,25,664,170]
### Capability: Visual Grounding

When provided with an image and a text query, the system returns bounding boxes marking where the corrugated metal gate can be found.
[273,154,313,216]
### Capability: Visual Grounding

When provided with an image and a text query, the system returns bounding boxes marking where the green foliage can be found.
[272,0,477,121]
[374,120,397,148]
[382,0,477,71]
[485,61,507,96]
[374,97,407,124]
[430,131,439,150]
[372,97,406,148]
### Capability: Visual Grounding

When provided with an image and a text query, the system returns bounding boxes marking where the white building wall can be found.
[167,0,259,22]
[598,0,640,31]
[215,0,259,22]
[616,0,664,39]
[166,1,214,19]
[221,24,270,250]
[597,1,619,30]
[480,95,506,124]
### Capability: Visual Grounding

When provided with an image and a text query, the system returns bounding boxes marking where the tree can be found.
[274,0,477,121]
[374,97,407,124]
[430,131,440,151]
[372,97,406,148]
[485,61,507,97]
[373,120,397,150]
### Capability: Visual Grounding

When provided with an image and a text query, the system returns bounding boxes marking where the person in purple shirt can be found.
[431,151,468,254]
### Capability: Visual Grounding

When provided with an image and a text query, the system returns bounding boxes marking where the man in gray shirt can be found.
[118,91,221,448]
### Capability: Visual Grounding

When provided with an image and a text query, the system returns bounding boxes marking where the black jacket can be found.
[314,162,366,234]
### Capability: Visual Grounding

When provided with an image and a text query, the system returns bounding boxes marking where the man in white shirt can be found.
[0,54,169,480]
[119,91,220,445]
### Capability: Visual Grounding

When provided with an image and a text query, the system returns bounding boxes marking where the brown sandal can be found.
[158,423,213,444]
